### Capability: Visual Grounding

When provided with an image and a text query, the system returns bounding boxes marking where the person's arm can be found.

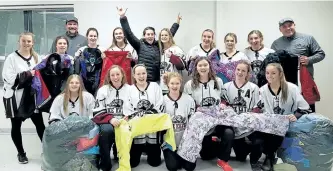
[293,86,311,119]
[308,36,325,64]
[169,13,181,36]
[48,95,64,124]
[252,85,260,111]
[91,87,114,124]
[86,93,96,119]
[154,84,165,113]
[187,96,196,119]
[252,88,265,113]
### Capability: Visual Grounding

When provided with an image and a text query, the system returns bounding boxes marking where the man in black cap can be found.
[49,16,87,57]
[271,17,325,112]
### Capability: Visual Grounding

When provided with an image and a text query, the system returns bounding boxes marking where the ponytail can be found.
[280,76,288,104]
[30,48,38,63]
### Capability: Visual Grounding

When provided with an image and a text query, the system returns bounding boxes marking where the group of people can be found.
[2,6,326,171]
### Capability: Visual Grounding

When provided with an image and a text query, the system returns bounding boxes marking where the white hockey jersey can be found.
[49,91,95,121]
[183,78,226,107]
[93,84,134,119]
[2,51,42,118]
[186,44,217,62]
[243,47,275,75]
[224,81,259,114]
[163,93,195,147]
[129,82,165,144]
[255,82,310,115]
[220,51,249,64]
[160,45,186,93]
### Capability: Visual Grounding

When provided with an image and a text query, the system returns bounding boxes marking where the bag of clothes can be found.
[41,115,100,171]
[278,114,333,171]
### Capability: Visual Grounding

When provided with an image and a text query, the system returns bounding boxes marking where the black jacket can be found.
[120,16,179,82]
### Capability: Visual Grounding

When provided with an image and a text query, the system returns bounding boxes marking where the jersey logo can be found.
[245,89,250,98]
[201,97,219,107]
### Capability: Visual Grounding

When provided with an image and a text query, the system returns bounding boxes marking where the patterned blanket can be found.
[177,106,290,163]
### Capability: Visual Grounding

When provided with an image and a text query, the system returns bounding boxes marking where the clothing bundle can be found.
[177,105,290,163]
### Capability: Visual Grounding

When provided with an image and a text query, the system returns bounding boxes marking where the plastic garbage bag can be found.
[278,114,333,171]
[41,115,100,171]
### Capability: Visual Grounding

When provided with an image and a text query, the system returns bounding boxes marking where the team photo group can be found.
[2,6,331,171]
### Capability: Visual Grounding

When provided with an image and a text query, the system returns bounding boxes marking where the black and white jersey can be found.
[183,78,227,108]
[129,82,165,144]
[49,91,95,121]
[186,44,217,62]
[243,47,275,82]
[224,81,259,114]
[255,82,310,115]
[220,51,249,64]
[160,45,186,93]
[93,84,133,119]
[163,93,195,147]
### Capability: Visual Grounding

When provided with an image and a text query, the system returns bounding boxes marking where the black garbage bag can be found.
[41,115,100,171]
[278,113,333,171]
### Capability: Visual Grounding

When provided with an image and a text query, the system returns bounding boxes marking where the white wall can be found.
[0,1,332,131]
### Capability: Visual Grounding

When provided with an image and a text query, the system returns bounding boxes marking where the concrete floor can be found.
[0,134,252,171]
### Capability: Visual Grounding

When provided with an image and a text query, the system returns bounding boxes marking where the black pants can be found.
[130,143,162,167]
[262,134,284,159]
[310,104,316,113]
[11,113,45,154]
[233,131,265,164]
[98,124,115,171]
[200,125,235,161]
[163,149,196,171]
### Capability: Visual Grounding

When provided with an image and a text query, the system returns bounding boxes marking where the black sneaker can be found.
[17,152,28,164]
[251,162,263,171]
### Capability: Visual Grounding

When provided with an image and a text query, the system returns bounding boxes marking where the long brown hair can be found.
[191,57,219,90]
[202,29,216,48]
[158,28,176,55]
[108,27,128,50]
[62,74,85,115]
[236,60,252,82]
[104,65,127,86]
[55,36,69,53]
[246,30,264,49]
[267,63,288,104]
[18,32,38,63]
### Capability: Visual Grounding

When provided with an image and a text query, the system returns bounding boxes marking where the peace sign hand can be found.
[177,13,182,24]
[117,7,128,17]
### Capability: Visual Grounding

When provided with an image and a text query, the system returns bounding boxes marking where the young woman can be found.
[2,32,45,164]
[158,28,187,95]
[128,64,165,168]
[162,72,196,171]
[74,28,105,96]
[183,57,234,171]
[186,29,217,63]
[106,27,137,60]
[53,36,75,65]
[243,30,275,84]
[223,61,264,171]
[220,33,248,64]
[92,65,132,171]
[117,7,181,83]
[48,74,95,122]
[253,63,311,171]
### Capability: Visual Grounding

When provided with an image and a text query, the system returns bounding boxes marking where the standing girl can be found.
[158,28,187,95]
[162,72,196,171]
[183,57,234,171]
[2,32,45,164]
[220,33,248,64]
[253,63,311,171]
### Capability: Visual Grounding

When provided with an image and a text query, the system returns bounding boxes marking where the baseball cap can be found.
[279,17,294,27]
[66,16,78,24]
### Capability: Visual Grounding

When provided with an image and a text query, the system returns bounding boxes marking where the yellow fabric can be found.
[114,113,176,171]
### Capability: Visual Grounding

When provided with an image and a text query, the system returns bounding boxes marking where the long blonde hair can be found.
[158,28,176,55]
[202,29,216,48]
[104,65,127,86]
[163,72,182,86]
[62,74,85,115]
[246,30,264,49]
[19,32,38,63]
[267,63,288,104]
[235,60,252,82]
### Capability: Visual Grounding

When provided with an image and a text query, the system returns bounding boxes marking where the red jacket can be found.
[300,65,320,105]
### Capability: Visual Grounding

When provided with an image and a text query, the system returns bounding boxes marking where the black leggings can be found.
[11,113,45,154]
[163,149,195,171]
[263,134,284,159]
[130,143,162,168]
[233,131,265,164]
